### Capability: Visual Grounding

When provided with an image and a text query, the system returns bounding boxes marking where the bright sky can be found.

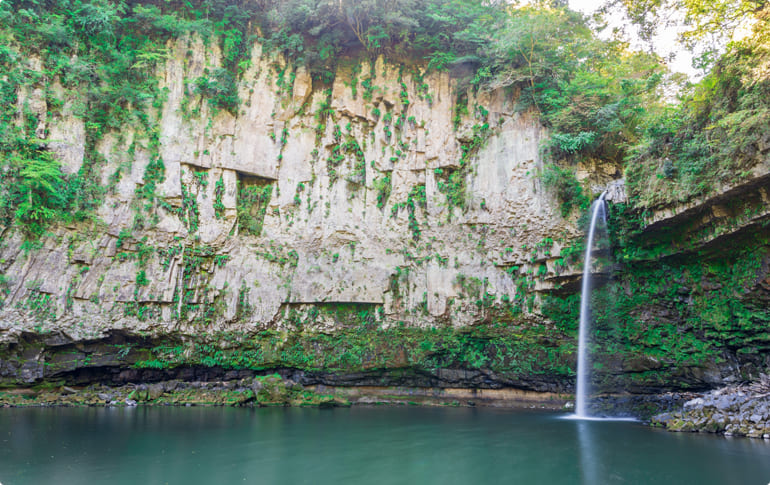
[568,0,698,78]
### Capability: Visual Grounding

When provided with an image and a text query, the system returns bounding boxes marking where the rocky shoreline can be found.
[652,375,770,439]
[0,374,351,409]
[0,380,574,410]
[6,373,769,441]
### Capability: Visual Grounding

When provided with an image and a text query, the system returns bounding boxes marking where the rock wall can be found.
[0,36,596,348]
[589,171,770,395]
[3,33,768,399]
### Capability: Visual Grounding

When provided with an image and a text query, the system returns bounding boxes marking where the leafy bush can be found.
[5,153,69,236]
[373,174,392,209]
[257,0,497,76]
[194,68,240,114]
[237,182,273,237]
[540,163,588,217]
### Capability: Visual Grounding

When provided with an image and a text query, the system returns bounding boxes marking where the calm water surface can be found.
[1,406,769,484]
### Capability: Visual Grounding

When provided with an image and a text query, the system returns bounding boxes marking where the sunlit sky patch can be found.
[567,0,698,78]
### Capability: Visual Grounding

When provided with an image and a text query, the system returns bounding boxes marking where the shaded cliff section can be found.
[584,170,770,395]
[0,328,573,393]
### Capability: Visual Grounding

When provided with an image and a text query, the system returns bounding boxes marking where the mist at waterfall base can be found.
[3,406,770,485]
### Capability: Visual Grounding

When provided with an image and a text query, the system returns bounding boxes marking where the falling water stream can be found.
[575,192,607,418]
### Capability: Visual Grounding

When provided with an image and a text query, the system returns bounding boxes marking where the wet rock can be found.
[651,412,675,427]
[19,359,44,383]
[228,389,255,405]
[249,378,263,393]
[163,380,180,392]
[0,374,364,409]
[653,383,770,439]
[622,355,664,373]
[147,383,164,400]
[684,397,704,411]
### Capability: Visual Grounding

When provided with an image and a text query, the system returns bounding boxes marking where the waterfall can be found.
[575,192,607,418]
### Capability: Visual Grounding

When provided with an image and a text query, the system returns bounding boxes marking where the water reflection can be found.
[577,419,598,485]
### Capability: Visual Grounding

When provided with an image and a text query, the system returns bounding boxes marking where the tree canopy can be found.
[626,4,770,208]
[607,0,767,68]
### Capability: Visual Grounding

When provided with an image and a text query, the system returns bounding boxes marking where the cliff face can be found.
[589,163,770,396]
[1,32,768,399]
[0,35,607,389]
[1,35,595,331]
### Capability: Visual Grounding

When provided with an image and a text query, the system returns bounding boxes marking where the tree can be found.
[483,7,592,110]
[606,0,767,68]
[623,4,770,208]
[1,151,69,236]
[481,5,666,164]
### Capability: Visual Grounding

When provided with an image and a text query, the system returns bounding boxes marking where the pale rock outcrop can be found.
[0,35,600,341]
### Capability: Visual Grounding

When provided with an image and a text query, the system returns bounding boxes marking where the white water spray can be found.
[575,192,607,418]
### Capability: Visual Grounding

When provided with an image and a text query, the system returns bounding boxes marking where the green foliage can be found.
[361,77,375,101]
[236,282,253,321]
[0,0,672,243]
[326,145,344,184]
[610,0,765,66]
[436,118,490,214]
[540,163,589,217]
[136,152,166,208]
[257,0,498,78]
[323,123,366,187]
[194,68,240,115]
[237,180,273,237]
[626,18,770,209]
[535,236,770,392]
[133,319,574,379]
[179,183,200,233]
[391,184,427,242]
[540,293,580,334]
[136,270,149,287]
[0,0,178,237]
[17,284,57,324]
[0,0,268,238]
[595,249,769,369]
[213,175,226,219]
[1,151,69,237]
[434,167,466,211]
[341,137,366,185]
[550,132,596,155]
[373,173,392,210]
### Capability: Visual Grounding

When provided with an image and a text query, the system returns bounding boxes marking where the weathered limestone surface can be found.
[0,36,596,343]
